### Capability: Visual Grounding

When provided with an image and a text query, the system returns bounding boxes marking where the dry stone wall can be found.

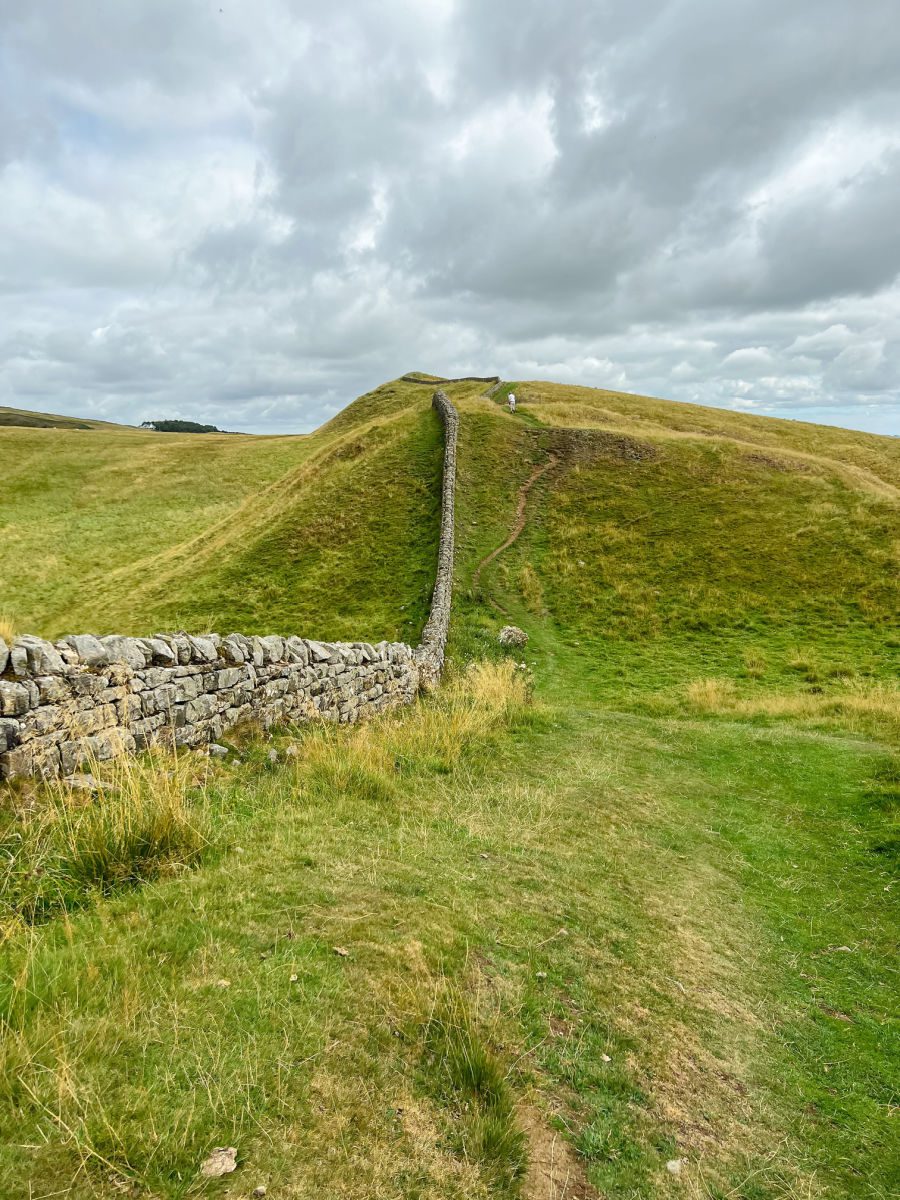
[0,390,457,781]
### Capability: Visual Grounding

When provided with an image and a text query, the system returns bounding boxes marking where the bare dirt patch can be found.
[519,1105,598,1200]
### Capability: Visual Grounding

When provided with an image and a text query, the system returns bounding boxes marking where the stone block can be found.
[0,681,32,716]
[19,705,64,740]
[174,676,203,703]
[37,675,70,704]
[100,635,148,670]
[147,638,177,666]
[64,634,110,667]
[220,634,247,664]
[285,636,309,665]
[71,672,110,698]
[0,717,19,752]
[258,635,286,663]
[184,693,218,723]
[1,743,34,779]
[188,635,218,662]
[15,634,66,675]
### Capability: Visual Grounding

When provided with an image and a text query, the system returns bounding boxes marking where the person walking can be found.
[508,391,517,413]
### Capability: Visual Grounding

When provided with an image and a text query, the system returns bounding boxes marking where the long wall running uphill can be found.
[0,390,458,781]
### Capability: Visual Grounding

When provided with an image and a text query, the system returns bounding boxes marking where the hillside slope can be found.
[453,381,898,714]
[1,378,483,643]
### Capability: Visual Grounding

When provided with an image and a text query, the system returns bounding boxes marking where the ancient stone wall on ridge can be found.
[0,390,457,781]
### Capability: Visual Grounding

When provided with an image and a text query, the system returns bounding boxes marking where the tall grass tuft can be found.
[423,984,526,1187]
[1,752,210,925]
[286,660,537,796]
[0,616,16,644]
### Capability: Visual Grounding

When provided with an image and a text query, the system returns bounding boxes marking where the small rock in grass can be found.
[498,625,528,648]
[666,1159,683,1175]
[266,749,279,764]
[215,979,231,988]
[208,743,229,760]
[289,973,298,983]
[601,1053,612,1062]
[333,946,350,957]
[252,1188,267,1198]
[63,774,116,795]
[200,1146,238,1178]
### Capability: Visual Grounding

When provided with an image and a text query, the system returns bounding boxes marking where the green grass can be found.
[1,665,896,1197]
[1,375,898,1196]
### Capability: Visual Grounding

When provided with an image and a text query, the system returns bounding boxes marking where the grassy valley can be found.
[1,378,897,1199]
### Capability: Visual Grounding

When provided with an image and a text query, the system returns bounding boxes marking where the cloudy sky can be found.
[1,1,899,435]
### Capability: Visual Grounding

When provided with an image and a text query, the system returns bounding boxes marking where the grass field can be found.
[1,378,897,1198]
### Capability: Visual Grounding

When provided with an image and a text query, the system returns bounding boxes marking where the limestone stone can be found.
[0,637,8,675]
[188,635,218,662]
[54,640,80,665]
[37,675,70,704]
[170,634,192,665]
[1,743,34,778]
[147,638,177,665]
[285,636,309,665]
[19,705,64,739]
[71,672,109,698]
[9,644,28,675]
[101,635,148,670]
[217,634,243,663]
[257,635,284,663]
[0,681,32,716]
[64,634,110,666]
[0,718,19,752]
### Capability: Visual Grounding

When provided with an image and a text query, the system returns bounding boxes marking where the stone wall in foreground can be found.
[0,390,457,781]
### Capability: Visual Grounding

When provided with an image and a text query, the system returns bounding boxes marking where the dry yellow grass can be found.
[682,676,900,740]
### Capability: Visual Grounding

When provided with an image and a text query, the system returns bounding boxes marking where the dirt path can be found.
[472,452,558,593]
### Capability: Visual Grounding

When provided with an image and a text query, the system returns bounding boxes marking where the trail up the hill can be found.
[472,452,558,593]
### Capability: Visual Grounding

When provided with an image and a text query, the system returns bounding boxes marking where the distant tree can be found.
[141,419,222,433]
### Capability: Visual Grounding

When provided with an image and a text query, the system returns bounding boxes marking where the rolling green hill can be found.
[1,376,897,1199]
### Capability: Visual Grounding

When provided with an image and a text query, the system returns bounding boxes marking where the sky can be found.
[1,1,899,436]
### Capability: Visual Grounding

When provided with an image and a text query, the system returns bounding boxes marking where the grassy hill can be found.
[1,376,897,1199]
[0,378,456,643]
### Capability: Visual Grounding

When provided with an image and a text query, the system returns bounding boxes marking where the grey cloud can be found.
[0,0,898,436]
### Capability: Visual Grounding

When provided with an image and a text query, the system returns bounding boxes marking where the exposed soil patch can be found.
[744,451,813,473]
[519,1106,598,1200]
[548,427,660,466]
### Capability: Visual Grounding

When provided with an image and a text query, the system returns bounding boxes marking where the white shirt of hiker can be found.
[508,392,517,412]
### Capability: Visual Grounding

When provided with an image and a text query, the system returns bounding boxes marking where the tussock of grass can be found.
[1,754,209,925]
[0,616,15,644]
[422,983,526,1187]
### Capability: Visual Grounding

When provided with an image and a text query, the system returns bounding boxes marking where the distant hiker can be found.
[508,392,517,413]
